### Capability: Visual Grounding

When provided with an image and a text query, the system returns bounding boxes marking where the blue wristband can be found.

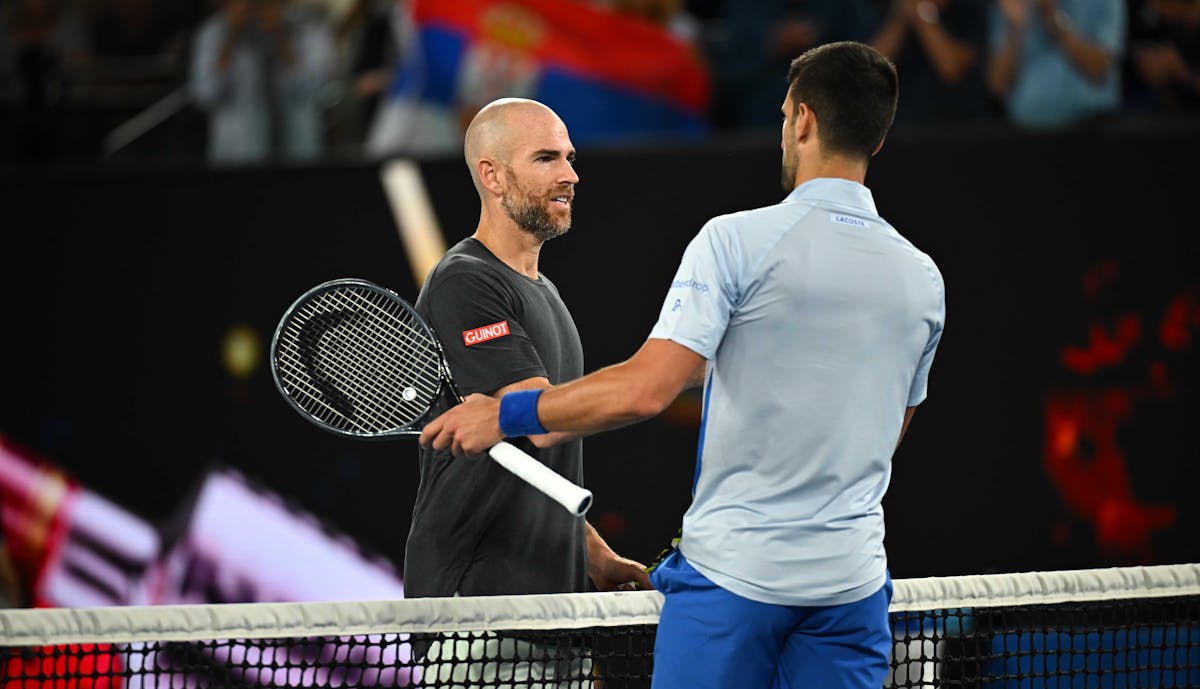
[498,389,548,437]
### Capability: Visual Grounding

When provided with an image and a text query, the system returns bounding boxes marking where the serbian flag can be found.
[367,0,711,154]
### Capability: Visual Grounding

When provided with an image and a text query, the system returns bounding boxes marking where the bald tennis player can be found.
[422,43,946,689]
[404,98,649,602]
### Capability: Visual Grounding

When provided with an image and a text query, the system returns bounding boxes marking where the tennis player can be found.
[410,97,650,687]
[406,98,649,599]
[422,42,946,689]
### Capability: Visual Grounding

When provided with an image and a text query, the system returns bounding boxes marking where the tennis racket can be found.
[270,278,593,517]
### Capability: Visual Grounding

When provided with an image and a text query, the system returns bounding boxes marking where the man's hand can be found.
[589,552,653,592]
[585,522,653,591]
[420,393,504,457]
[998,0,1030,28]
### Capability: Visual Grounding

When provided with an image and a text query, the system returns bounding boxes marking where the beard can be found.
[501,175,571,242]
[780,147,798,193]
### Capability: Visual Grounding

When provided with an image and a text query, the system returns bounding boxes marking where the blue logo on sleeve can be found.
[672,299,682,312]
[671,278,710,294]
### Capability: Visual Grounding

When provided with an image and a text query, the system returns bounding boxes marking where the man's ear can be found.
[872,136,886,157]
[794,102,815,144]
[478,158,503,196]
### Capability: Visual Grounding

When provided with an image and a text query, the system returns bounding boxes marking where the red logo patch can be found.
[463,320,510,346]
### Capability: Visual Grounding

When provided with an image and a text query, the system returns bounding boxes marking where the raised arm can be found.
[909,1,980,85]
[1035,0,1117,83]
[987,0,1027,98]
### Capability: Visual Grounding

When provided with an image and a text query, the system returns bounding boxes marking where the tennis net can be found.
[0,563,1196,688]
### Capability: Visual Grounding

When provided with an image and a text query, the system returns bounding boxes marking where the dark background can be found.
[2,118,1197,582]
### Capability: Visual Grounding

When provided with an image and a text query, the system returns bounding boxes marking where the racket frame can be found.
[270,278,457,439]
[270,278,592,516]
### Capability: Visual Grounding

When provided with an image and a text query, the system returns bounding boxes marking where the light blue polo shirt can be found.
[649,178,945,607]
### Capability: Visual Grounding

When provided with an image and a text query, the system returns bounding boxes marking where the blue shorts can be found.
[648,551,892,689]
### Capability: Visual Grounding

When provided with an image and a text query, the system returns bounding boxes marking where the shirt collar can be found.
[783,178,877,215]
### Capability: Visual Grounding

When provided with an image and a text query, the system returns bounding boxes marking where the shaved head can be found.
[464,98,566,195]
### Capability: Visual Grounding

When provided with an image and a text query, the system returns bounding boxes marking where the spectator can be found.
[709,0,877,129]
[343,0,404,140]
[189,0,335,164]
[1125,0,1200,112]
[870,0,997,122]
[306,0,404,151]
[986,0,1127,129]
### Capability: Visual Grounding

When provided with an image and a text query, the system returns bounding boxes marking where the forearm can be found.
[539,360,669,435]
[423,340,700,457]
[586,522,612,564]
[1148,0,1200,25]
[871,11,909,61]
[528,430,579,448]
[987,31,1022,98]
[912,14,978,84]
[1049,17,1113,82]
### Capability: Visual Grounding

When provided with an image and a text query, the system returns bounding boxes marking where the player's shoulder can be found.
[427,238,509,286]
[711,195,825,237]
[881,221,941,271]
[879,222,945,295]
[711,198,811,228]
[698,200,818,260]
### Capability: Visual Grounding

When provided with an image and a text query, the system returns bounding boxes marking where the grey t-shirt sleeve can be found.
[425,269,547,395]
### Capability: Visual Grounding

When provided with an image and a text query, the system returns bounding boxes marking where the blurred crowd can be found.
[0,0,1197,165]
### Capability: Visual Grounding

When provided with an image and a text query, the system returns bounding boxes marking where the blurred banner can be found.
[0,437,404,609]
[155,468,405,605]
[0,437,160,608]
[367,0,711,155]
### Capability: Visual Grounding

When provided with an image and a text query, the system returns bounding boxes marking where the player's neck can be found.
[474,215,543,280]
[791,153,868,189]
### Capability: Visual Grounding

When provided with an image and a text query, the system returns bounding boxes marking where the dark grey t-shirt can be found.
[403,238,586,598]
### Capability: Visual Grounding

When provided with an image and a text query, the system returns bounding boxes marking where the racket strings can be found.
[275,286,442,433]
[335,288,442,381]
[289,298,437,420]
[278,314,432,431]
[278,315,419,431]
[322,288,442,404]
[277,329,410,434]
[283,306,419,408]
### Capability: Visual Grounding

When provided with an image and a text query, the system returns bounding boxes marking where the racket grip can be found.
[487,441,593,517]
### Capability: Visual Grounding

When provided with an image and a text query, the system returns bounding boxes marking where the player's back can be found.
[664,178,944,607]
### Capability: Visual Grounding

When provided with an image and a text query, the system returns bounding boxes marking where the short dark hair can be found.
[786,41,898,160]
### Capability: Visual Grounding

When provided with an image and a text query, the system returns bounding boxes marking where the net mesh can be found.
[1,564,1196,688]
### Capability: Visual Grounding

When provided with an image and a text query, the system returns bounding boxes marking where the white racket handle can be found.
[487,441,593,517]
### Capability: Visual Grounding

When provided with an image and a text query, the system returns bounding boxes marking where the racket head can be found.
[270,278,448,438]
